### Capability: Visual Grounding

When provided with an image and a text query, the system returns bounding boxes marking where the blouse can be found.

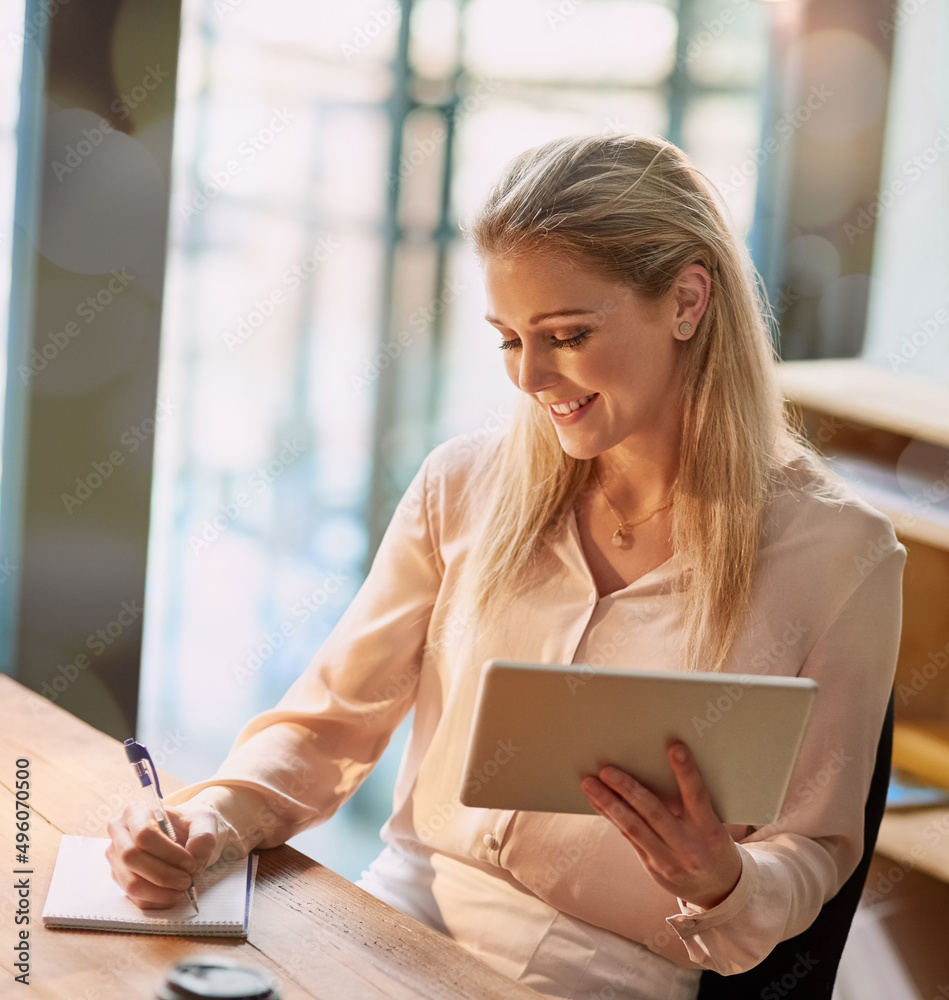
[166,430,906,976]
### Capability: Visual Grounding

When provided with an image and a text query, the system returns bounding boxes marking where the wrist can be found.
[681,847,742,911]
[179,785,271,859]
[686,880,738,911]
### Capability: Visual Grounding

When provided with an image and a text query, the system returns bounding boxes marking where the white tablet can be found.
[458,660,818,827]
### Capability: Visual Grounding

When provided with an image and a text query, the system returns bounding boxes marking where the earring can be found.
[677,321,692,338]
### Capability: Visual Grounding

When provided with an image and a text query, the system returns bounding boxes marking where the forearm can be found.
[666,834,841,974]
[164,782,287,854]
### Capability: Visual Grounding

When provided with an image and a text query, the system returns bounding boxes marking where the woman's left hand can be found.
[581,741,743,910]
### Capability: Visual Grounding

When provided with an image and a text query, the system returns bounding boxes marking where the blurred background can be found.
[1,2,948,991]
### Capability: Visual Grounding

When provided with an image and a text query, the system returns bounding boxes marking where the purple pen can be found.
[123,739,199,913]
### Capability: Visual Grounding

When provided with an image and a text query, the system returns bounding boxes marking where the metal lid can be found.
[156,956,280,1000]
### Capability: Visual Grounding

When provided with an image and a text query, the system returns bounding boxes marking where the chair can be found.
[696,690,894,999]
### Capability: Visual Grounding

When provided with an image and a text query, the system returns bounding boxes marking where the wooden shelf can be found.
[778,358,949,888]
[876,807,949,884]
[825,453,949,550]
[777,359,949,449]
[779,359,949,546]
[892,721,949,791]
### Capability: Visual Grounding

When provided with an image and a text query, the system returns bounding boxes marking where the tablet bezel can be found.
[458,659,818,827]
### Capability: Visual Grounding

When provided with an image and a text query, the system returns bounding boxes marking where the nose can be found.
[512,343,558,395]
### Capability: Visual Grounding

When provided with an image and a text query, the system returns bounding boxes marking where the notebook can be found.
[42,835,257,936]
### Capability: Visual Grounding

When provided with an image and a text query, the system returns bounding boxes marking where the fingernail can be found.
[673,745,687,763]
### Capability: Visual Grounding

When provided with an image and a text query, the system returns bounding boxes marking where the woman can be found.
[107,134,905,999]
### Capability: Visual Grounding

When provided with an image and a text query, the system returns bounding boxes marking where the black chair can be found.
[696,690,894,999]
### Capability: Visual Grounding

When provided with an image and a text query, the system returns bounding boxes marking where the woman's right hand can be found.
[105,791,239,910]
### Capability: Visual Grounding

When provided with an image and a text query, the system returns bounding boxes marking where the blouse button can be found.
[483,833,499,851]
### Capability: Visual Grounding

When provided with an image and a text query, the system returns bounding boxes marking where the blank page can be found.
[42,835,257,936]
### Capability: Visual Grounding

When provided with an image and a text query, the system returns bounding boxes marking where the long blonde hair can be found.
[457,133,832,672]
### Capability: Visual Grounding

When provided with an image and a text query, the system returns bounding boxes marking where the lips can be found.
[550,393,597,416]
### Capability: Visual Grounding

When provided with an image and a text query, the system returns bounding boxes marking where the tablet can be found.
[458,660,818,827]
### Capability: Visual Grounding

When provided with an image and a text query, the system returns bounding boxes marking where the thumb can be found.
[180,807,231,873]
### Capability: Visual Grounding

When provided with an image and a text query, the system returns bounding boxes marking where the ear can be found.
[672,264,711,340]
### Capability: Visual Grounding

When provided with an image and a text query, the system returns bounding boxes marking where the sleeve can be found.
[164,451,445,855]
[664,545,906,974]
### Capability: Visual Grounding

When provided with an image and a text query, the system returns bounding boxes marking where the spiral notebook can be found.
[42,835,257,936]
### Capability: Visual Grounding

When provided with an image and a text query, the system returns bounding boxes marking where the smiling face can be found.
[483,253,695,465]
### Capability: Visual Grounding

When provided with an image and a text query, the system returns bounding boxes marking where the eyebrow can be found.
[484,308,599,326]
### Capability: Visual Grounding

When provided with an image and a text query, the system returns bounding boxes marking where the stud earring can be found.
[677,322,692,338]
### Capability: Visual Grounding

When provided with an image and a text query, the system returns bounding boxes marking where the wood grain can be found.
[0,673,542,999]
[777,359,949,448]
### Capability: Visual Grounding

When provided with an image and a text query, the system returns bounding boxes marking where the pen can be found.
[123,739,199,913]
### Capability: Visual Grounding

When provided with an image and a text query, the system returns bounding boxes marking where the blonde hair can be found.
[455,133,834,673]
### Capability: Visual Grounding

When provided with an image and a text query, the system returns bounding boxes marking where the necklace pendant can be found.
[611,527,626,548]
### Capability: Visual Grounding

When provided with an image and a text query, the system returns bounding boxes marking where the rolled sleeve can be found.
[166,450,445,850]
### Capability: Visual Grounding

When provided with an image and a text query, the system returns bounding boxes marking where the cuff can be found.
[666,844,757,939]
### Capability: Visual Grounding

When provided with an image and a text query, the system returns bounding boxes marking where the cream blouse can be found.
[166,431,906,976]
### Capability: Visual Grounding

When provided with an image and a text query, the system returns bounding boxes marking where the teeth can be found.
[552,394,594,415]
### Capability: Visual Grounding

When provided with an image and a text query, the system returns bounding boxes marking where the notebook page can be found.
[42,835,257,935]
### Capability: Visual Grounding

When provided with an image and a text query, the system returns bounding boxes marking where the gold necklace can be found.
[593,469,675,549]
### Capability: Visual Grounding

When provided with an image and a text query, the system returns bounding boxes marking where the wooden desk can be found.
[0,674,542,999]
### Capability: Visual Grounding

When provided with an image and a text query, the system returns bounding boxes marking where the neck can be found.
[593,440,679,515]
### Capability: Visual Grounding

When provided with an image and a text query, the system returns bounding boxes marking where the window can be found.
[862,0,949,379]
[131,0,772,880]
[0,0,29,662]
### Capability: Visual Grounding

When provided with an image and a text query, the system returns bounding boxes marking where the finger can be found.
[107,815,195,890]
[105,832,192,910]
[109,864,188,909]
[165,809,193,845]
[595,766,682,842]
[107,808,196,895]
[581,775,670,858]
[182,812,226,873]
[667,743,719,825]
[125,801,196,871]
